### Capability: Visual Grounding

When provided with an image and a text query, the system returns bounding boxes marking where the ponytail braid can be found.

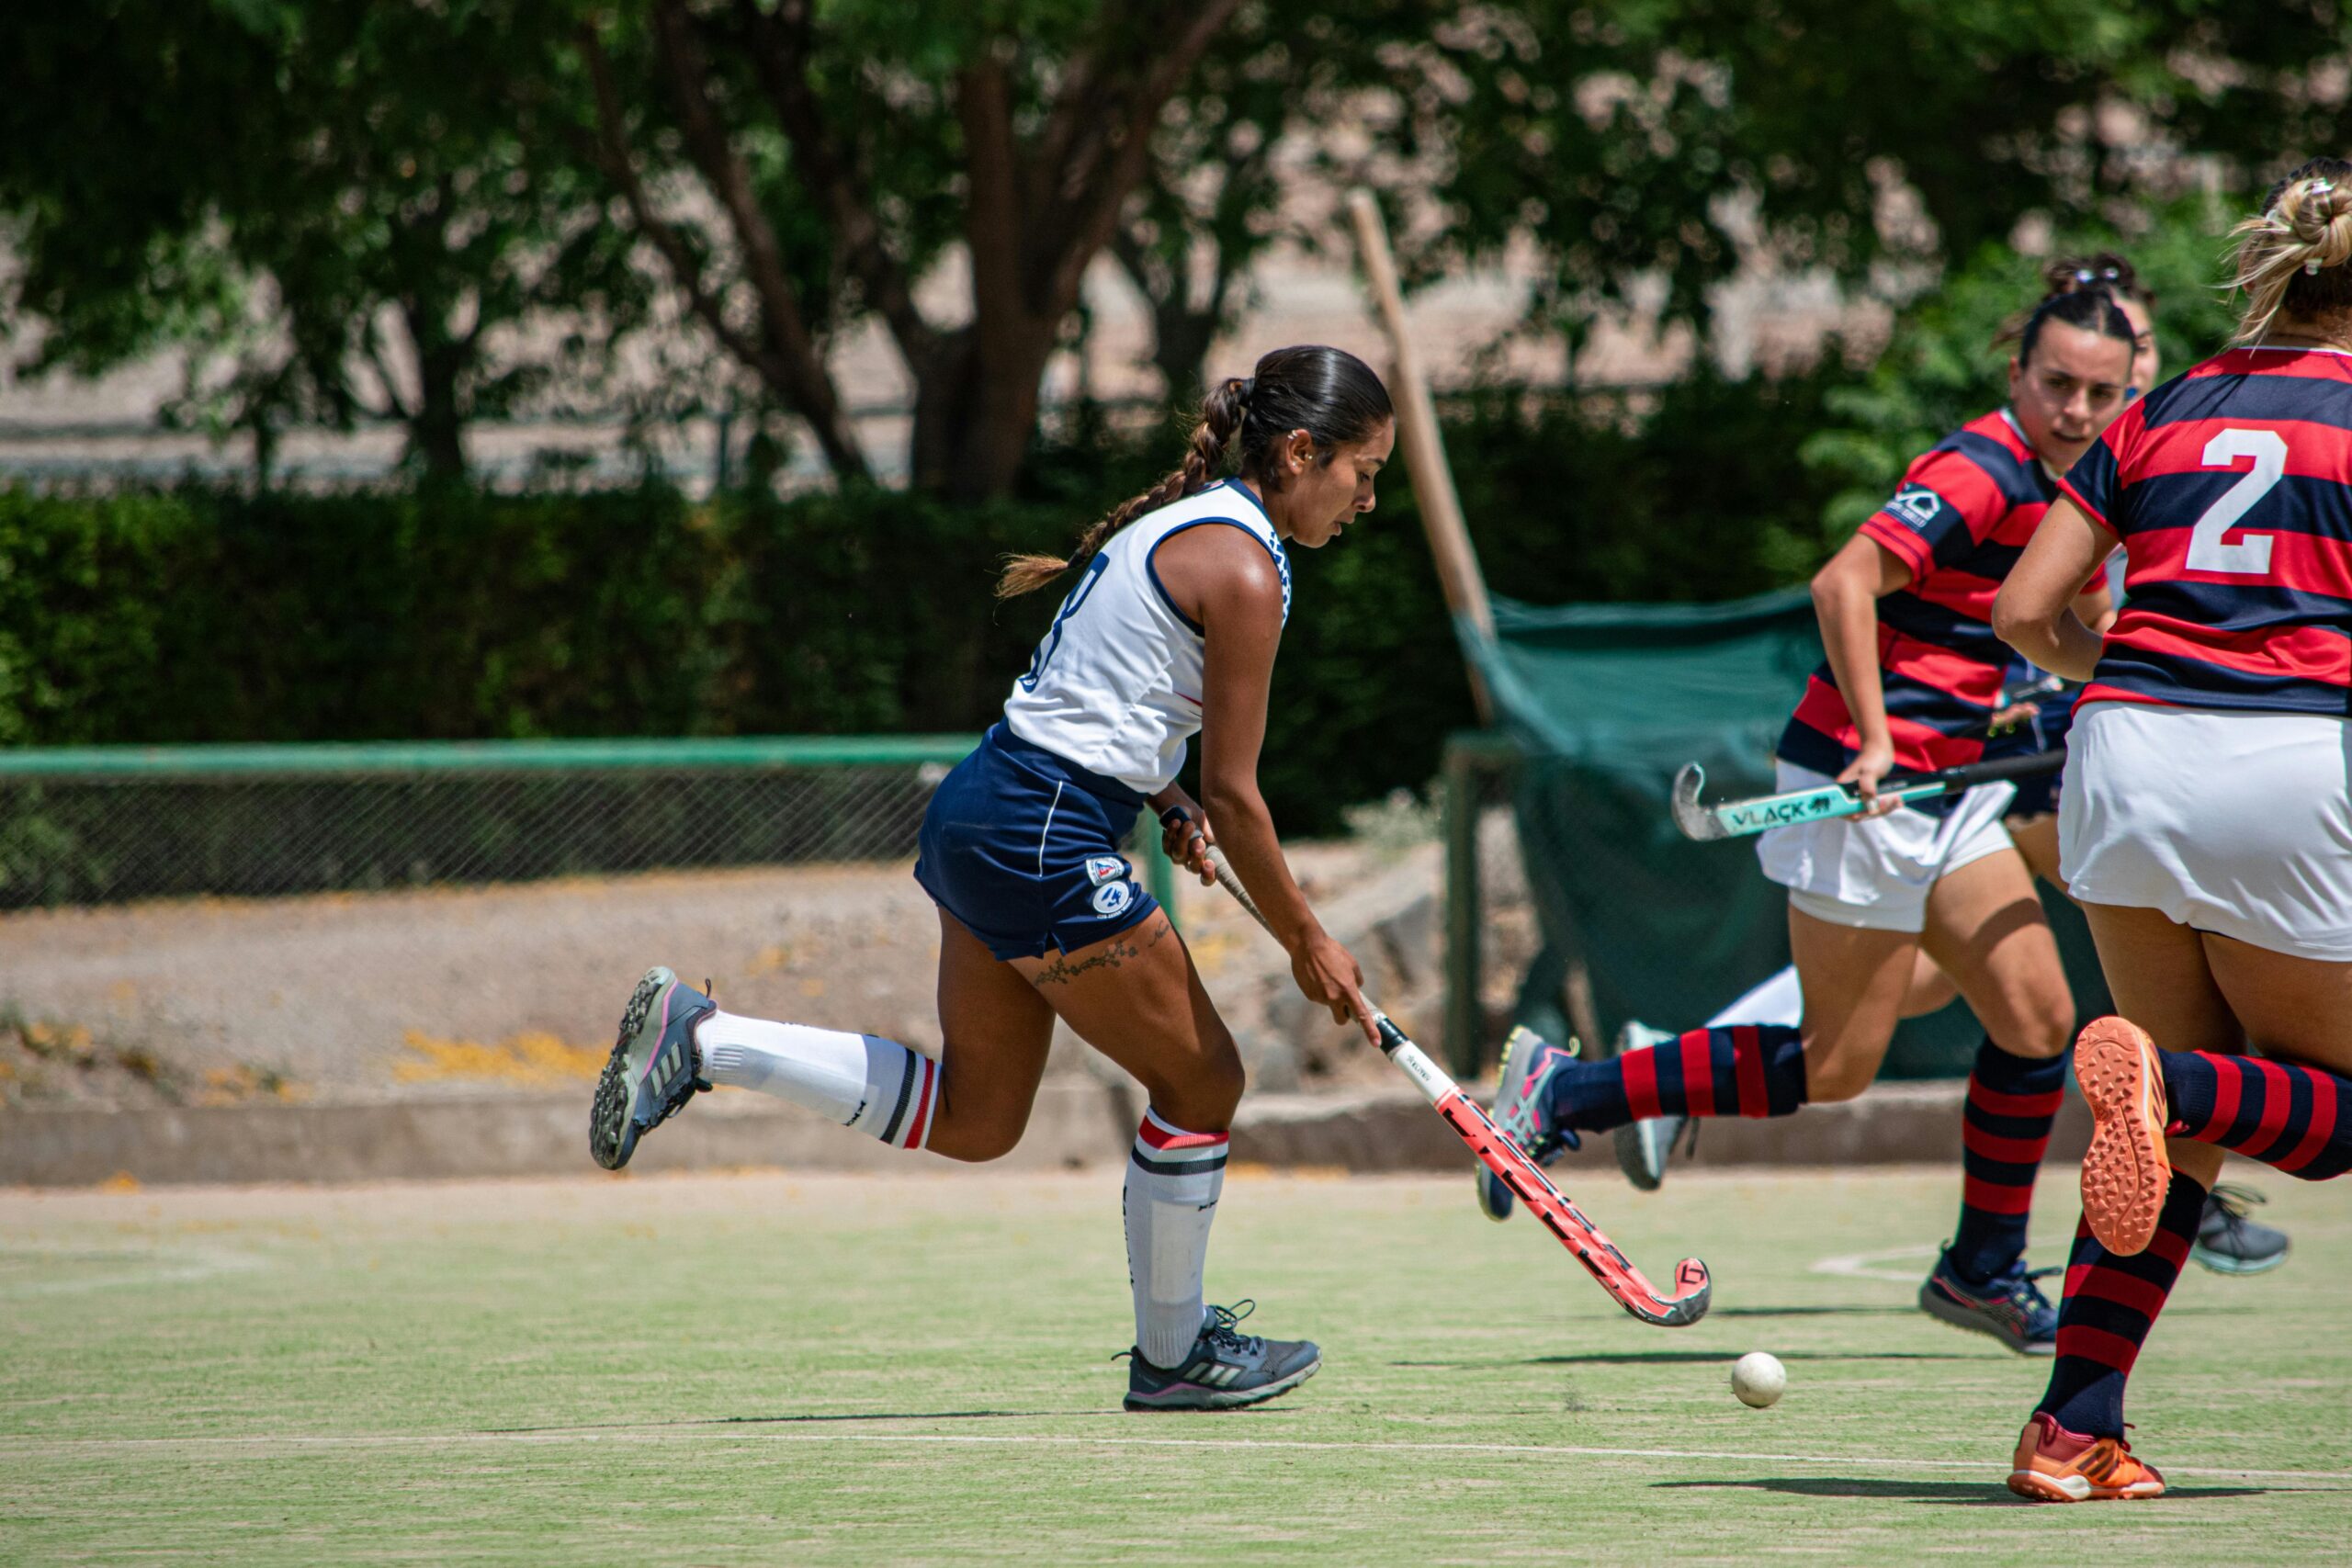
[996,378,1252,599]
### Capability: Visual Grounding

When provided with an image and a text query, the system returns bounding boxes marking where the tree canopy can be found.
[4,0,2348,493]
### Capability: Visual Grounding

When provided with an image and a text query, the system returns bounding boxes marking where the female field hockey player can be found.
[1687,255,2290,1274]
[1995,163,2352,1502]
[588,345,1396,1412]
[1478,288,2139,1354]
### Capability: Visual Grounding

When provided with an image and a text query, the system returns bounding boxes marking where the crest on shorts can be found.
[1091,880,1135,917]
[1083,854,1128,887]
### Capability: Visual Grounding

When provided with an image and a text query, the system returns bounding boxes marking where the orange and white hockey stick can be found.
[1191,833,1711,1327]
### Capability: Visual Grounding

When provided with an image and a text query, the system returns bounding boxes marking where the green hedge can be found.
[0,373,1845,833]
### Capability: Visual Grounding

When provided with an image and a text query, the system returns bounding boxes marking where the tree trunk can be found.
[908,314,1062,502]
[1149,297,1219,407]
[401,302,469,485]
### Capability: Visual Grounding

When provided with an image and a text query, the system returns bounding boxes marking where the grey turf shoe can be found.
[1123,1302,1321,1412]
[1476,1025,1580,1222]
[1612,1020,1686,1191]
[2191,1184,2290,1276]
[589,967,716,1171]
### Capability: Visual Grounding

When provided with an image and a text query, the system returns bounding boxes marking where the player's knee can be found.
[1803,1056,1877,1103]
[930,1097,1031,1164]
[1998,995,2076,1060]
[1148,1051,1245,1134]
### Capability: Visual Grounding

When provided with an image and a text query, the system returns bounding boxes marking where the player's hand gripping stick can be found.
[1670,749,2065,843]
[1169,810,1712,1329]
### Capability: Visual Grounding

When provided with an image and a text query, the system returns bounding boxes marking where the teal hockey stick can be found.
[1670,749,2065,842]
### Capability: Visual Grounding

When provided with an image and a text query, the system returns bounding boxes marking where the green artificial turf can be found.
[4,1165,2345,1565]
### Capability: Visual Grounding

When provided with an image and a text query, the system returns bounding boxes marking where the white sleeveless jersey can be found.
[1001,480,1291,795]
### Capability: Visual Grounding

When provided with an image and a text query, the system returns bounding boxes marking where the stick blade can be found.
[1619,1258,1713,1327]
[1669,764,1727,842]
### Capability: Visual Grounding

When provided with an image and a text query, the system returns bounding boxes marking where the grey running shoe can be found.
[1612,1020,1686,1192]
[589,967,715,1171]
[2191,1184,2290,1276]
[1917,1247,2057,1355]
[1123,1302,1320,1412]
[1476,1025,1580,1222]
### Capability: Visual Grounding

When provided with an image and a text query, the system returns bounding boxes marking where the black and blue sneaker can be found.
[1611,1020,1688,1192]
[1476,1025,1581,1222]
[2192,1184,2290,1276]
[589,966,717,1171]
[1917,1247,2058,1355]
[1122,1302,1321,1412]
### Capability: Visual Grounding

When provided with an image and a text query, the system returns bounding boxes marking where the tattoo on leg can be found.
[1032,937,1142,987]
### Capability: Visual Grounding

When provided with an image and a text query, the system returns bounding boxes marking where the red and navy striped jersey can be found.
[1781,409,2053,775]
[2059,347,2352,716]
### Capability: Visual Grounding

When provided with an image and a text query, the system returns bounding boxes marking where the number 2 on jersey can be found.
[2186,427,2288,576]
[1018,552,1110,691]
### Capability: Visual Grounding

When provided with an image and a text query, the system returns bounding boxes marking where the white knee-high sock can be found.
[1708,965,1804,1029]
[1123,1109,1228,1369]
[696,1010,940,1151]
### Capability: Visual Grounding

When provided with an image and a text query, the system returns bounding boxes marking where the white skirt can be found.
[1757,761,2017,933]
[2061,702,2352,962]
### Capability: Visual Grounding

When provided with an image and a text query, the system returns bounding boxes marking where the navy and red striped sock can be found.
[1544,1023,1806,1134]
[2035,1173,2206,1438]
[1948,1037,2066,1281]
[2162,1050,2352,1180]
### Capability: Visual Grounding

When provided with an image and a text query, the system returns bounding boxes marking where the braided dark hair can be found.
[2014,288,2135,367]
[997,344,1392,598]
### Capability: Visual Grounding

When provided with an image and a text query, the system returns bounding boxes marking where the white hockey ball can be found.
[1731,1351,1786,1408]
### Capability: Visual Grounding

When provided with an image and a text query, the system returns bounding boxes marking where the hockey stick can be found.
[1670,749,2065,843]
[1172,814,1711,1328]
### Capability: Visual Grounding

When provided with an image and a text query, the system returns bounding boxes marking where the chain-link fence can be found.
[0,737,1168,1112]
[0,738,978,908]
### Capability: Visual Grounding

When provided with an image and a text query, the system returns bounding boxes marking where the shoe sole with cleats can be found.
[2073,1018,2171,1257]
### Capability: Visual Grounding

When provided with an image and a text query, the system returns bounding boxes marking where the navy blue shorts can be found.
[914,725,1160,962]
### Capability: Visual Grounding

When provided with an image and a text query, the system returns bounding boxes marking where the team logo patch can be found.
[1887,484,1942,530]
[1091,880,1135,917]
[1083,854,1129,887]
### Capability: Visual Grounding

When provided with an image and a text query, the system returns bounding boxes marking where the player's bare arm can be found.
[1809,530,1911,808]
[1158,523,1375,1043]
[1992,495,2110,682]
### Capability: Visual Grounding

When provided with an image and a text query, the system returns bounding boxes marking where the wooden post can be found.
[1348,188,1495,721]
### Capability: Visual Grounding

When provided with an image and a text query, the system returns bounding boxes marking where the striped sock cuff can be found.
[2168,1050,2352,1179]
[1131,1109,1229,1176]
[876,1049,940,1151]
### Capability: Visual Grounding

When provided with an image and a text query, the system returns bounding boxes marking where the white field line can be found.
[6,1427,2347,1484]
[0,1242,266,1297]
[1809,1243,1943,1283]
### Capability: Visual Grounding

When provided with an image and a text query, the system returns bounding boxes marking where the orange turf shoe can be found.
[2072,1017,2172,1256]
[2007,1413,2165,1501]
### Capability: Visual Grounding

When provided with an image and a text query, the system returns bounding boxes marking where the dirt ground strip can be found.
[0,826,1525,1116]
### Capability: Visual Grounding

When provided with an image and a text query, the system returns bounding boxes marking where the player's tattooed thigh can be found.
[1031,937,1141,987]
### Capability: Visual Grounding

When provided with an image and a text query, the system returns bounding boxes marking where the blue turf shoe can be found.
[589,966,717,1170]
[1476,1025,1580,1222]
[1612,1020,1687,1192]
[1123,1302,1321,1412]
[1917,1247,2058,1355]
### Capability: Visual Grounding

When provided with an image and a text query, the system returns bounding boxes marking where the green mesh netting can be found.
[1466,589,2109,1079]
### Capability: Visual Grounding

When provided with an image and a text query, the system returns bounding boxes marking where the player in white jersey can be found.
[588,345,1396,1411]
